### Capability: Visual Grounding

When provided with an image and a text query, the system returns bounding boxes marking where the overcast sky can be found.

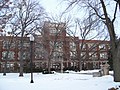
[41,0,65,16]
[40,0,81,19]
[40,0,120,38]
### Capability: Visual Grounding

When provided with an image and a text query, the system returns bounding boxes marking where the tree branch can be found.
[112,2,118,23]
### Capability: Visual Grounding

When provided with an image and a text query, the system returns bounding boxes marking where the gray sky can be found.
[40,0,120,39]
[41,0,65,15]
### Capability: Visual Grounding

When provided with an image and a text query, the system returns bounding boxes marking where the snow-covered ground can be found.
[0,70,120,90]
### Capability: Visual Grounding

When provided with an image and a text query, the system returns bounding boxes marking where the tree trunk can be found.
[107,21,120,82]
[48,57,51,73]
[113,43,120,82]
[19,35,24,77]
[100,0,120,81]
[3,60,7,76]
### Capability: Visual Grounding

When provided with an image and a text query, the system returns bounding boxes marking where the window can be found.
[81,52,86,59]
[100,52,108,59]
[3,41,15,49]
[2,51,15,60]
[55,42,63,51]
[50,41,63,52]
[106,44,110,49]
[52,52,63,60]
[49,28,61,35]
[89,52,98,60]
[70,42,76,51]
[50,28,56,34]
[99,44,106,50]
[18,51,30,60]
[70,51,76,59]
[3,63,14,68]
[17,40,30,49]
[80,44,86,50]
[23,42,30,48]
[35,48,44,59]
[88,43,93,49]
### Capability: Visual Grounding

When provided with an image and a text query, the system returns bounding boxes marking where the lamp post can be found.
[29,34,34,83]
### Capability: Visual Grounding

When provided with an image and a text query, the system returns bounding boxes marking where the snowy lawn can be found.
[0,70,120,90]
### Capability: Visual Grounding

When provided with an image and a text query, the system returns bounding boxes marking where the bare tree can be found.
[2,33,14,76]
[114,0,120,9]
[0,0,13,76]
[41,21,67,73]
[0,0,11,11]
[0,0,12,31]
[9,0,46,76]
[75,14,109,70]
[64,0,120,82]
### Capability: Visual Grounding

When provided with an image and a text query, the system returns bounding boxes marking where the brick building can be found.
[0,21,110,72]
[79,40,110,70]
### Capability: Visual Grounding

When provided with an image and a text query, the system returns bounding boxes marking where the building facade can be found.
[0,21,110,72]
[79,40,110,70]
